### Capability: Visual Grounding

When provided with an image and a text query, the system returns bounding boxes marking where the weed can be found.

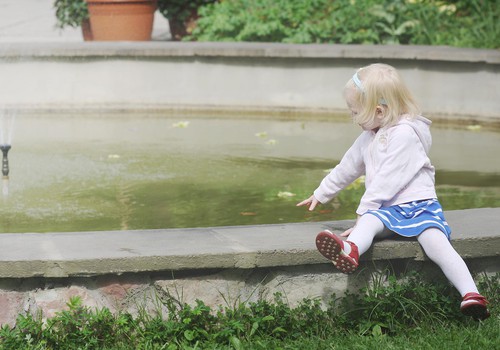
[338,270,463,335]
[0,272,497,349]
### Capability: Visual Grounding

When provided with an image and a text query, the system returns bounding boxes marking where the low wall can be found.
[0,208,498,326]
[0,42,499,121]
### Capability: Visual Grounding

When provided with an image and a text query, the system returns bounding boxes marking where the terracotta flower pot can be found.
[85,0,157,41]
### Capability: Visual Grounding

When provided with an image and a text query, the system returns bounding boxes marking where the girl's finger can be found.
[340,227,354,237]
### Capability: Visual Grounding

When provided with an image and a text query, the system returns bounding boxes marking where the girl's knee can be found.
[418,228,457,259]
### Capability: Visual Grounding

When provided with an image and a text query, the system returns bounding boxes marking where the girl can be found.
[297,63,490,320]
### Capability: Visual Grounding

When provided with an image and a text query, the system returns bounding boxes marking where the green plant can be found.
[157,0,217,40]
[188,0,500,48]
[439,0,500,49]
[371,0,419,44]
[190,0,341,43]
[53,0,89,29]
[338,270,462,335]
[0,273,497,349]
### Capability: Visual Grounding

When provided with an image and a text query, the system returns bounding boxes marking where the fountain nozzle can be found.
[0,144,11,177]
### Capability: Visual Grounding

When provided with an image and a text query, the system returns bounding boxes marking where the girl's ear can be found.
[376,105,385,118]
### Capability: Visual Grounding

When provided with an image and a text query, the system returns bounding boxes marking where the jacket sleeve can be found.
[356,125,428,214]
[313,132,368,204]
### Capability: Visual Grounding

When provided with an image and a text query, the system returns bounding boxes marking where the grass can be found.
[0,271,497,350]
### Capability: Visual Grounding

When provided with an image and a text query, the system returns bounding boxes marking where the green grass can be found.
[0,272,497,350]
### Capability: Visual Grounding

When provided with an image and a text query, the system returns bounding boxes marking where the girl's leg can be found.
[417,228,478,296]
[418,228,489,320]
[315,214,392,273]
[347,213,394,255]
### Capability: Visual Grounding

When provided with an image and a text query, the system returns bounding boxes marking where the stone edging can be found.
[0,42,499,64]
[0,208,498,279]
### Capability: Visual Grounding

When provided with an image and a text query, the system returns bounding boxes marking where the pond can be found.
[1,111,499,233]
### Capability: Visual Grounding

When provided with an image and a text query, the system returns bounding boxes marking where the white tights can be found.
[347,214,479,296]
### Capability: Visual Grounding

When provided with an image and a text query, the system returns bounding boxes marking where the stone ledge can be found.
[0,208,498,279]
[0,42,499,64]
[1,42,498,119]
[0,208,498,327]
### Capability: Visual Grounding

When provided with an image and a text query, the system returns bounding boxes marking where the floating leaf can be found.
[172,121,190,128]
[319,209,333,214]
[266,139,278,145]
[255,131,268,138]
[466,125,481,131]
[277,191,296,198]
[108,154,120,159]
[240,212,257,216]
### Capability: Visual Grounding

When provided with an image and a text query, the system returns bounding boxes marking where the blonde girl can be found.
[297,63,490,320]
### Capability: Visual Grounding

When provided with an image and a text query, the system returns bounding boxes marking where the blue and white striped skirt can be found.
[366,199,451,240]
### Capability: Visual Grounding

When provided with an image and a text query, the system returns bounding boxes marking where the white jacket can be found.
[314,115,437,215]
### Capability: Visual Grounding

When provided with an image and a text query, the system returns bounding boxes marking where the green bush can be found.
[157,0,217,40]
[188,0,500,48]
[53,0,88,29]
[0,272,497,349]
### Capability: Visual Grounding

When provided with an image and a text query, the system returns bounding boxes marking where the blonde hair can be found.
[344,63,420,128]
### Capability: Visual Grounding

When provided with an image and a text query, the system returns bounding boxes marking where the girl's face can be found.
[359,114,382,131]
[346,98,382,132]
[345,89,361,120]
[345,89,384,131]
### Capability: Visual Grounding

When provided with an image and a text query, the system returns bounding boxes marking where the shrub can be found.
[188,0,500,48]
[0,272,497,349]
[53,0,88,29]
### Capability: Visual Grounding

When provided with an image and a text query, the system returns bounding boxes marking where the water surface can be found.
[1,112,498,233]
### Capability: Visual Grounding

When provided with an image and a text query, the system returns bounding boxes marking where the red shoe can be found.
[315,230,359,273]
[460,293,490,320]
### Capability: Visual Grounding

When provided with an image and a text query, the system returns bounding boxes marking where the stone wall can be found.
[0,208,498,326]
[0,42,499,121]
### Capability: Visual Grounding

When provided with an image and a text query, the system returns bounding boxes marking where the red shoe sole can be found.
[461,293,490,320]
[461,303,490,320]
[316,231,358,274]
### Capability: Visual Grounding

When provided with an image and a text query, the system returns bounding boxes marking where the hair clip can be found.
[352,71,364,92]
[353,70,387,106]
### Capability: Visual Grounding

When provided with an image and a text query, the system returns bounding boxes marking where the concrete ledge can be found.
[0,208,498,326]
[1,208,498,279]
[1,42,499,120]
[1,42,499,64]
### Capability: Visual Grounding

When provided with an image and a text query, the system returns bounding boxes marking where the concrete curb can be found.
[1,208,498,279]
[0,42,499,64]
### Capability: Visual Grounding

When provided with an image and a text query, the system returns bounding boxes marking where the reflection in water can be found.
[117,182,133,231]
[0,112,498,233]
[0,109,16,199]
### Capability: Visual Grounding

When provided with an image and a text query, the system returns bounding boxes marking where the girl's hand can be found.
[340,227,354,237]
[296,195,320,211]
[340,215,361,237]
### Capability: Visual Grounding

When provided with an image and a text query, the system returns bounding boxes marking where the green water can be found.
[1,113,499,233]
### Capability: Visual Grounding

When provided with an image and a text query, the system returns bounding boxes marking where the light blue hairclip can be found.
[352,71,364,92]
[352,70,387,105]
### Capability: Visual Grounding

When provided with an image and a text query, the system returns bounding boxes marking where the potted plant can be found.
[157,0,216,40]
[85,0,158,41]
[54,0,92,40]
[54,0,215,41]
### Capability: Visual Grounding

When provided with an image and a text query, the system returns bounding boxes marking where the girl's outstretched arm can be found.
[296,195,320,211]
